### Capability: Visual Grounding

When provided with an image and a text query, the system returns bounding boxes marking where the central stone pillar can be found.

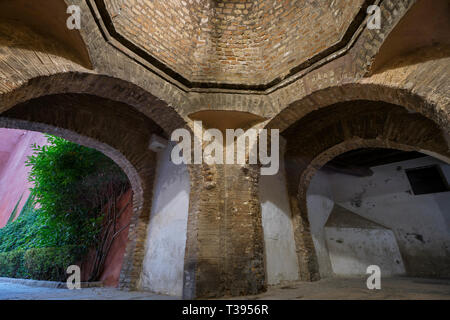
[180,111,268,298]
[183,162,266,298]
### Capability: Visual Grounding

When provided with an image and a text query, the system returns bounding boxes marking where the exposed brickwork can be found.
[0,24,88,97]
[184,162,266,298]
[254,0,364,85]
[284,163,320,282]
[104,0,209,80]
[267,46,450,134]
[101,0,365,85]
[0,0,91,69]
[0,0,448,300]
[0,72,187,135]
[4,0,445,129]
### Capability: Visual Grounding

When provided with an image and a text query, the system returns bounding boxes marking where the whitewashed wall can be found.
[307,156,450,278]
[139,142,190,296]
[325,228,406,276]
[260,159,299,285]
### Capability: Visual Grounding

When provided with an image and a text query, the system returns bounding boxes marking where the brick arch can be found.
[0,72,188,135]
[267,82,450,134]
[0,93,172,290]
[282,100,450,281]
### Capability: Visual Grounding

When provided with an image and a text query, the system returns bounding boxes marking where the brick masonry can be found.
[183,162,265,298]
[101,0,365,85]
[0,0,448,298]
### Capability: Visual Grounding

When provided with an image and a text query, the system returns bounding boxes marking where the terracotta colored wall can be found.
[81,189,133,287]
[0,128,48,228]
[98,188,133,287]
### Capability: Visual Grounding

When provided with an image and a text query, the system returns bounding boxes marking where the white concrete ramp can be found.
[324,205,406,276]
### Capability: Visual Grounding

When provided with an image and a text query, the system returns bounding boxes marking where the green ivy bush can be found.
[0,247,82,281]
[0,195,42,253]
[0,135,129,281]
[26,135,129,253]
[0,249,27,278]
[23,247,83,281]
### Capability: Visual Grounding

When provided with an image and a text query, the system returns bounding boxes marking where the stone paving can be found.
[0,282,179,300]
[231,277,450,300]
[1,277,450,300]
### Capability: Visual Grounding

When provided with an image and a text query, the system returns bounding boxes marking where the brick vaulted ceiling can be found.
[90,0,372,90]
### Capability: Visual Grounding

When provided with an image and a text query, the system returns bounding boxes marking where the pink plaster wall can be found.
[0,128,48,228]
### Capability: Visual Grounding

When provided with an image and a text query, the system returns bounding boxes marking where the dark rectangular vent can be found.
[405,165,449,195]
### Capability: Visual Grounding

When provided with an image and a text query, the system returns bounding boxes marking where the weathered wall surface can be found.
[307,156,450,278]
[330,156,450,278]
[0,0,447,299]
[325,227,406,276]
[183,161,266,298]
[259,157,299,285]
[0,128,48,228]
[324,204,406,276]
[139,142,190,296]
[105,0,210,80]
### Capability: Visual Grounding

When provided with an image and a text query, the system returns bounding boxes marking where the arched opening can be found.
[279,98,450,290]
[0,92,191,297]
[0,127,134,287]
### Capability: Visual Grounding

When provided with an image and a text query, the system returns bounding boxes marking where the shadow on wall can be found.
[324,205,406,276]
[0,0,92,68]
[369,0,450,74]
